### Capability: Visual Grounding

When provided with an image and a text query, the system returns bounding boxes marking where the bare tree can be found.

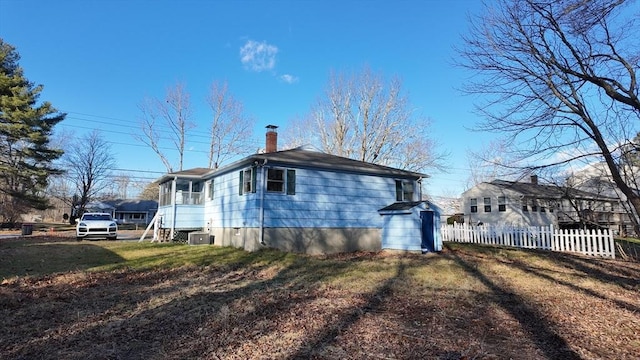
[45,174,74,221]
[138,180,160,201]
[458,0,640,235]
[618,132,640,192]
[287,66,447,172]
[106,173,131,199]
[206,81,254,168]
[63,130,116,219]
[136,82,194,173]
[464,140,523,189]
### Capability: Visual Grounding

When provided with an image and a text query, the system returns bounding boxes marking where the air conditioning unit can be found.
[188,232,213,245]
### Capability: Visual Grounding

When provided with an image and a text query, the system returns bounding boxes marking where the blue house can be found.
[155,127,441,254]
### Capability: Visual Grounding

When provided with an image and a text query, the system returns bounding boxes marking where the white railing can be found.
[441,223,615,259]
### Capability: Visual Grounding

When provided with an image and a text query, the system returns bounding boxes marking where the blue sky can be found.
[0,0,489,198]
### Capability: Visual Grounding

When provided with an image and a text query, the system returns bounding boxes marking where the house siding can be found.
[379,202,442,252]
[462,184,556,226]
[157,151,424,253]
[262,168,395,229]
[381,213,422,251]
[204,170,260,228]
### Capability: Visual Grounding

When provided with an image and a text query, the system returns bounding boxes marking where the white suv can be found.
[76,213,118,241]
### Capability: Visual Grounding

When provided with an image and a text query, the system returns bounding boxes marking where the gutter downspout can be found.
[170,176,177,240]
[259,159,268,245]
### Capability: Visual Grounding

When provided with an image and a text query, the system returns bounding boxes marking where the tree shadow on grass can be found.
[0,250,358,360]
[498,256,640,314]
[442,244,582,360]
[0,241,125,279]
[545,252,640,291]
[286,260,407,359]
[8,245,627,359]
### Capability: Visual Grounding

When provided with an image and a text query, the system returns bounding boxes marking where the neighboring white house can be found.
[155,126,442,254]
[461,176,625,232]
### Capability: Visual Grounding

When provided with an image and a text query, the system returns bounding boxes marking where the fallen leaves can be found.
[1,243,639,359]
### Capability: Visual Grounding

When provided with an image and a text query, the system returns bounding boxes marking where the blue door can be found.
[420,211,435,253]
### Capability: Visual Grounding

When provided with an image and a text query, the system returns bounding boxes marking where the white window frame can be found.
[483,197,491,212]
[470,198,478,213]
[498,196,506,212]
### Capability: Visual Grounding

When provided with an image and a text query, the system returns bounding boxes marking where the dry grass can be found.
[1,235,639,359]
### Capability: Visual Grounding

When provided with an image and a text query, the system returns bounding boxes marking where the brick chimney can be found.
[265,125,278,153]
[530,174,538,185]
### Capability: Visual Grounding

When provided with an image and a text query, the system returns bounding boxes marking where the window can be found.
[286,169,296,195]
[531,199,538,212]
[522,199,528,212]
[267,168,285,192]
[266,168,296,194]
[239,167,256,195]
[160,182,171,206]
[175,180,190,192]
[240,167,296,195]
[470,198,478,213]
[207,180,214,200]
[498,196,506,212]
[484,197,491,212]
[395,180,414,201]
[192,181,202,193]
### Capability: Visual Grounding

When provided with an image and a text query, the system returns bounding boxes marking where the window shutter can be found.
[286,169,296,195]
[238,170,243,195]
[251,167,257,193]
[395,180,403,201]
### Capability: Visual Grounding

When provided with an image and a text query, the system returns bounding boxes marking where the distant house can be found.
[86,199,158,226]
[461,176,626,232]
[155,126,441,254]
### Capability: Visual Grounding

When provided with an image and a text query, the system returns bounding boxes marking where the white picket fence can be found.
[441,223,616,259]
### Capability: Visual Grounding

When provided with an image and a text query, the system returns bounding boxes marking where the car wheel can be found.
[107,236,117,241]
[76,237,83,241]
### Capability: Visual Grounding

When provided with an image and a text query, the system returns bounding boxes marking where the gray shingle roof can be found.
[379,201,427,212]
[489,180,617,200]
[160,147,429,181]
[166,168,212,177]
[251,148,428,178]
[103,199,158,212]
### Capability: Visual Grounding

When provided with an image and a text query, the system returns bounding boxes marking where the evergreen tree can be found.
[0,39,65,222]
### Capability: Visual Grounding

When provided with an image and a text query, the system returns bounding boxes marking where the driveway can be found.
[0,230,154,241]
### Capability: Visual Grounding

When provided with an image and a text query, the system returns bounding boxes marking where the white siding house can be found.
[156,129,439,254]
[461,176,622,230]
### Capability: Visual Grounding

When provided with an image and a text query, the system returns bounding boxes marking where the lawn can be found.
[1,235,639,359]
